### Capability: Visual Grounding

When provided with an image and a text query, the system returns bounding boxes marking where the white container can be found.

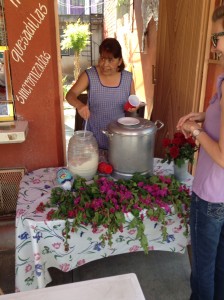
[67,130,99,181]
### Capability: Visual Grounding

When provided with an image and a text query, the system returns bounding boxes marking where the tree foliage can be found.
[60,19,91,81]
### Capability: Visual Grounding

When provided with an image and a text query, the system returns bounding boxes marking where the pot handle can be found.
[155,120,164,131]
[102,130,113,138]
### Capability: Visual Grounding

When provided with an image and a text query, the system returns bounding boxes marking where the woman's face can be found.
[98,51,122,75]
[211,19,224,62]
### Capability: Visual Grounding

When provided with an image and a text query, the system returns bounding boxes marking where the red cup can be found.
[124,95,140,111]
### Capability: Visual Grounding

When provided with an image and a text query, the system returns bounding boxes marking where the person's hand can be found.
[178,120,202,138]
[77,105,90,120]
[176,112,205,131]
[127,106,139,113]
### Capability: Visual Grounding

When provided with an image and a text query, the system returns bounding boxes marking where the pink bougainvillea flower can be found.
[38,172,191,255]
[68,210,75,218]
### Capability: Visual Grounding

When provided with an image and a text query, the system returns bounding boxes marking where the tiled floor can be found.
[0,105,192,299]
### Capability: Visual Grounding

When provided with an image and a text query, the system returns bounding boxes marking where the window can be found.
[70,0,85,15]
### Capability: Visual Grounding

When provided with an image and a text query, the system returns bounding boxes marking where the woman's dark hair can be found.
[99,38,125,72]
[212,5,224,22]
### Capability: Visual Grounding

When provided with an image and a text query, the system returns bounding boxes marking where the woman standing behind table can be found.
[66,38,137,150]
[177,6,224,300]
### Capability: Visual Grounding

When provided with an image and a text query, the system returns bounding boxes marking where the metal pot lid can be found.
[107,117,157,136]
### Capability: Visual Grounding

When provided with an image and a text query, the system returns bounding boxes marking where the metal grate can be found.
[0,168,25,216]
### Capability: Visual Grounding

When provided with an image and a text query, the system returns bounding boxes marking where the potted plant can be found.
[161,132,199,180]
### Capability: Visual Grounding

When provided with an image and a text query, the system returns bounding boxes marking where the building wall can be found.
[104,0,156,118]
[104,0,117,37]
[1,0,65,171]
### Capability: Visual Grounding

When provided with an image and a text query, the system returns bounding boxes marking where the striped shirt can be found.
[86,66,133,149]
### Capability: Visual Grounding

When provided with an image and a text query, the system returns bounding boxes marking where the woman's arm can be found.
[66,71,90,120]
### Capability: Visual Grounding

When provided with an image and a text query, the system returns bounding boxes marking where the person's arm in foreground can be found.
[176,83,224,168]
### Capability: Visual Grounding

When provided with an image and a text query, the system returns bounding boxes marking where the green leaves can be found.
[60,20,91,54]
[115,211,125,223]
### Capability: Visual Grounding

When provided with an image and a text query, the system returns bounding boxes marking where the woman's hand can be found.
[180,120,201,138]
[127,106,139,113]
[77,105,90,120]
[176,112,205,138]
[176,112,205,131]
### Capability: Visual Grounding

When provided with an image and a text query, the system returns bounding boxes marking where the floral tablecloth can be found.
[15,158,193,292]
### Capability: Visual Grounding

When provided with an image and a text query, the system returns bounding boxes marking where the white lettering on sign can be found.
[15,51,51,104]
[11,3,48,63]
[10,0,21,8]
